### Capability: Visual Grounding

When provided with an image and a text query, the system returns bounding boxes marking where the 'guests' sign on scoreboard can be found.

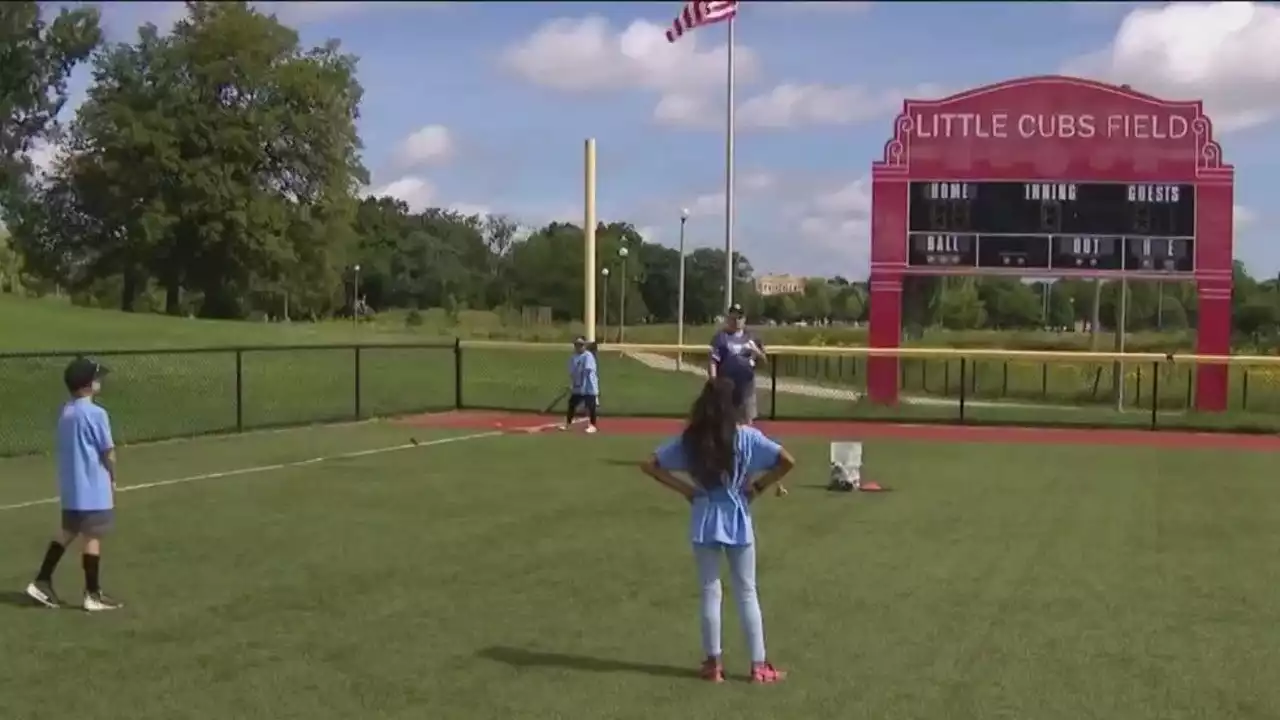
[906,181,1195,274]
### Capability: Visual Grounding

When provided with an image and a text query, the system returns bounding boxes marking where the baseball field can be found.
[1,295,1278,719]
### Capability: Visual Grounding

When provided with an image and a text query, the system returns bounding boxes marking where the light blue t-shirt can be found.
[570,351,599,396]
[56,397,115,511]
[654,425,782,546]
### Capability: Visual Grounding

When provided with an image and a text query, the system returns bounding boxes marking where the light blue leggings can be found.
[693,542,767,663]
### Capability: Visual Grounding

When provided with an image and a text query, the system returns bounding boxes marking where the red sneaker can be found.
[699,657,725,683]
[750,661,786,684]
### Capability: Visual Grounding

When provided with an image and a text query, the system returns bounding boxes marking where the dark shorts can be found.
[61,509,114,536]
[568,394,598,412]
[730,378,758,423]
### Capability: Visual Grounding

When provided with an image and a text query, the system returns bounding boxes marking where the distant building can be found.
[755,273,806,296]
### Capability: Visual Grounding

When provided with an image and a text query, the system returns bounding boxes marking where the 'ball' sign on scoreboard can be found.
[906,181,1195,274]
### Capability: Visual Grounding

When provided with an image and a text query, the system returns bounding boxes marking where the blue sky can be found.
[45,1,1280,279]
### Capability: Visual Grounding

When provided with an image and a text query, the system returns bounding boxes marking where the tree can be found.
[936,278,986,330]
[0,2,102,217]
[14,1,368,318]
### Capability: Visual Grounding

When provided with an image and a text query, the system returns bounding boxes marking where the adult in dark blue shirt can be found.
[708,304,764,419]
[708,304,786,495]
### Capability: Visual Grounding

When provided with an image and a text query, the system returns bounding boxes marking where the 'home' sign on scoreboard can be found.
[906,180,1195,275]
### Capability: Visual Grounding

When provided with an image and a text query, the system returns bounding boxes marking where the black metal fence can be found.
[3,341,1280,456]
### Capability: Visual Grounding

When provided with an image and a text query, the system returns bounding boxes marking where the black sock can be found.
[83,554,101,594]
[588,401,598,425]
[36,541,66,582]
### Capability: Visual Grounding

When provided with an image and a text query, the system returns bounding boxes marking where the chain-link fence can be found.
[5,341,1280,456]
[0,344,456,456]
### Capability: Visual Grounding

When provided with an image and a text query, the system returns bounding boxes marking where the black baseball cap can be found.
[64,356,109,393]
[727,303,745,316]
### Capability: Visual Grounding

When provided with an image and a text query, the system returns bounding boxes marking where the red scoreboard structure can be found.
[868,75,1234,412]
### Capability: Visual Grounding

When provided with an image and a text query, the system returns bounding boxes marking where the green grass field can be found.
[2,422,1278,720]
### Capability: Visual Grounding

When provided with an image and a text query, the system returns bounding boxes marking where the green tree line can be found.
[2,1,1277,341]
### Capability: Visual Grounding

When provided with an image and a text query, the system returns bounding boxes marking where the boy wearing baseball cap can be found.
[564,336,600,433]
[25,356,123,611]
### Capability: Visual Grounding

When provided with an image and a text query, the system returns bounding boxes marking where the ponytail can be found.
[681,378,738,488]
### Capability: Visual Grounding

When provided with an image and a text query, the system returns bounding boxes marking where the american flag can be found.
[665,0,739,43]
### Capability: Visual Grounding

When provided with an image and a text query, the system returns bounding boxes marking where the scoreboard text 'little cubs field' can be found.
[864,76,1235,412]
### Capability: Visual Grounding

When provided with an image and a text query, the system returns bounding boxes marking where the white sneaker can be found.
[82,591,123,612]
[25,581,60,608]
[585,425,598,434]
[558,424,570,431]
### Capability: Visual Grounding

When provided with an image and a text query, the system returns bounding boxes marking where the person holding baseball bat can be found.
[562,336,599,433]
[640,377,794,683]
[708,304,786,496]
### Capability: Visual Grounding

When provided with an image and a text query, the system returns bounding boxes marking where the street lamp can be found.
[352,264,361,329]
[618,246,629,343]
[600,266,610,333]
[676,207,690,370]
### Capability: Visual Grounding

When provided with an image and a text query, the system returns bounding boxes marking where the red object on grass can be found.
[859,480,886,492]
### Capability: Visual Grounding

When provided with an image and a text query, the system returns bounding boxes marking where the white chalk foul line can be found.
[0,419,568,513]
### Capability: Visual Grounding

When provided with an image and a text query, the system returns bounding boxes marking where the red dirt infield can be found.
[396,411,1280,452]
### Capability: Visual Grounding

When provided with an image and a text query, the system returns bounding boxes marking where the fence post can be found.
[235,349,244,432]
[769,357,778,421]
[1135,364,1143,407]
[1150,360,1160,430]
[1041,364,1049,398]
[353,346,363,420]
[454,338,464,410]
[1242,369,1250,411]
[1185,366,1193,407]
[1001,361,1009,398]
[959,357,967,423]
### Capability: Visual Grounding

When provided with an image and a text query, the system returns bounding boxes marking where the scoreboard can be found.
[906,181,1195,273]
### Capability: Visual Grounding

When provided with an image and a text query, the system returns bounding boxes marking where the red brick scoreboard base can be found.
[867,75,1234,412]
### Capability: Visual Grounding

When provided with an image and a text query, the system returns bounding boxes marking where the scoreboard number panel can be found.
[977,235,1050,269]
[908,233,977,267]
[1124,236,1194,273]
[1051,235,1123,270]
[907,181,1196,274]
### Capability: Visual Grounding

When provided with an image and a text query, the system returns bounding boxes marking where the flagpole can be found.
[722,13,736,313]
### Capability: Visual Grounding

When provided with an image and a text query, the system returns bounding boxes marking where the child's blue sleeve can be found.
[743,428,781,474]
[89,409,115,453]
[653,437,688,471]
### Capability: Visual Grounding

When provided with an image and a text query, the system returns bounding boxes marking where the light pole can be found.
[600,267,610,336]
[618,246,629,343]
[676,207,689,370]
[352,264,361,329]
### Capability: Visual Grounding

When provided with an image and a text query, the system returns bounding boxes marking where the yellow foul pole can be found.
[583,138,597,342]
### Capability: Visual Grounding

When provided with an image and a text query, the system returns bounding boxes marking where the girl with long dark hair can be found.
[640,378,796,683]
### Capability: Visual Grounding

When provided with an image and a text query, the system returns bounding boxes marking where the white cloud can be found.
[795,176,873,274]
[1067,2,1280,132]
[501,16,759,128]
[368,176,436,212]
[257,1,430,25]
[740,83,937,130]
[665,83,941,130]
[773,1,872,13]
[1235,204,1256,230]
[682,171,776,219]
[449,202,491,218]
[365,177,492,218]
[397,125,454,169]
